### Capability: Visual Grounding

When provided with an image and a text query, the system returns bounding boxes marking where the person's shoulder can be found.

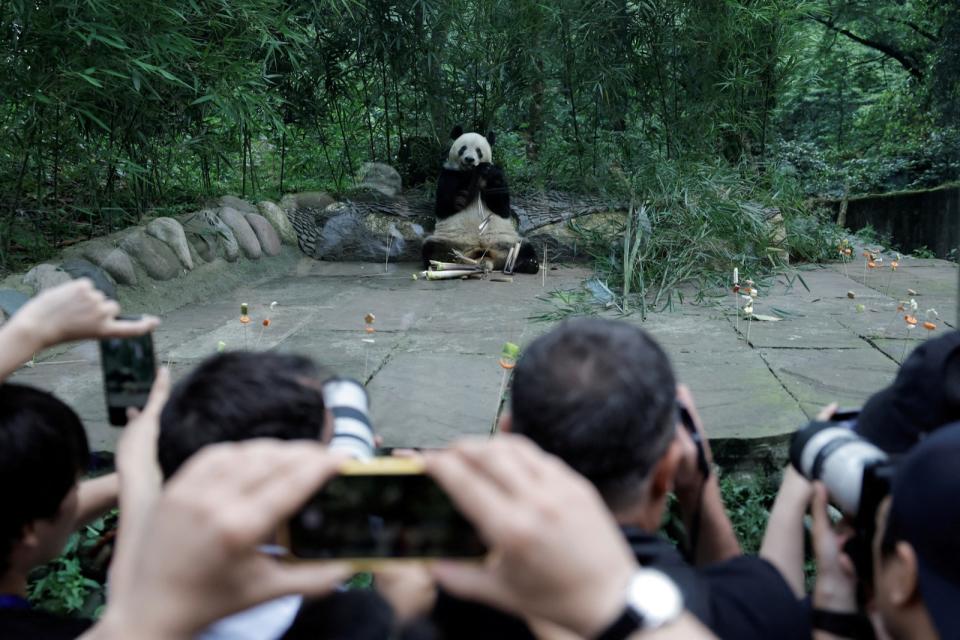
[0,607,92,639]
[699,555,812,640]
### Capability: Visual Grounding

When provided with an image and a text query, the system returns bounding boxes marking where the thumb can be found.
[259,560,353,601]
[810,483,834,559]
[431,560,510,613]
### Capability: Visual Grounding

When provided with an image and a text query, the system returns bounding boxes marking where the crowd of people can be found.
[1,277,958,640]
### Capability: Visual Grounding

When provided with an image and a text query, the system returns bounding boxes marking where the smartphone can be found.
[100,323,156,426]
[282,458,486,567]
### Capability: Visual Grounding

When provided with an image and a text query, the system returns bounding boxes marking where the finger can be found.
[140,367,171,417]
[454,438,542,496]
[103,315,161,337]
[258,559,353,602]
[240,445,349,525]
[810,483,833,558]
[426,450,515,542]
[816,402,839,421]
[100,298,121,318]
[430,561,508,614]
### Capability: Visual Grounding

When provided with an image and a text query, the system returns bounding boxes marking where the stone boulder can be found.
[61,258,118,299]
[23,264,72,293]
[82,242,138,285]
[244,213,281,256]
[356,163,402,197]
[280,192,335,212]
[218,207,262,260]
[0,289,30,325]
[120,230,182,281]
[257,201,298,245]
[146,217,193,270]
[218,195,258,214]
[179,210,239,262]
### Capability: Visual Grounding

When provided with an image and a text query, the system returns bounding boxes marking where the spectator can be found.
[0,279,156,639]
[158,351,390,640]
[83,436,714,640]
[809,422,960,640]
[0,385,118,639]
[495,317,810,640]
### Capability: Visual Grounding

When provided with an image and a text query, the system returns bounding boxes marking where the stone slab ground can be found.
[8,254,957,466]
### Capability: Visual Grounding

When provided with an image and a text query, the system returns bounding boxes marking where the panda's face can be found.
[446,132,492,170]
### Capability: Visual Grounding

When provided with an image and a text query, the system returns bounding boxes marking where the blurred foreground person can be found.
[83,436,715,640]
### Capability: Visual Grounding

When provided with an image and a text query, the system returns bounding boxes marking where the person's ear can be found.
[450,125,464,139]
[19,521,39,550]
[650,438,683,501]
[884,541,921,607]
[497,411,513,434]
[486,130,497,146]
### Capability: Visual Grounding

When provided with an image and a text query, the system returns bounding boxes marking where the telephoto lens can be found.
[323,378,376,460]
[790,420,888,517]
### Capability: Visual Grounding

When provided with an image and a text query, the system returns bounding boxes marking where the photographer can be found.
[488,318,809,640]
[0,279,157,639]
[156,351,382,639]
[807,422,960,640]
[84,435,715,640]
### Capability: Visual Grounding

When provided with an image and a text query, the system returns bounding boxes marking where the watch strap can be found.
[593,606,644,640]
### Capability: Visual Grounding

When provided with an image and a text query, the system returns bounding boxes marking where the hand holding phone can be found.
[100,318,156,426]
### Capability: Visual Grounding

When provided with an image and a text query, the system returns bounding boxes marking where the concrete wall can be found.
[830,185,960,257]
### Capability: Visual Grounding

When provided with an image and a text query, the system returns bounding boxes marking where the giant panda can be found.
[421,126,540,274]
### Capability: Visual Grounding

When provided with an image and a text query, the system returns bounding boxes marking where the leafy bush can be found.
[28,513,115,619]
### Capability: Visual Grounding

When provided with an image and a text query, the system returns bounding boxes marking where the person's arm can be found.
[74,474,119,529]
[760,403,834,597]
[759,466,812,597]
[673,385,741,565]
[0,279,159,380]
[809,483,862,640]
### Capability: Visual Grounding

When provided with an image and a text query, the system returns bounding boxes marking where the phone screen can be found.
[287,473,487,560]
[100,333,155,426]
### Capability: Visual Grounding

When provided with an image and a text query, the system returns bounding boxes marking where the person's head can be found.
[0,384,89,578]
[872,422,960,640]
[504,318,680,520]
[159,351,331,479]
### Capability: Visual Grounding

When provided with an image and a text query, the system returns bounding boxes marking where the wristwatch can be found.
[594,569,684,640]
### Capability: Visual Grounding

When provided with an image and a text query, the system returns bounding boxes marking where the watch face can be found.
[627,569,684,629]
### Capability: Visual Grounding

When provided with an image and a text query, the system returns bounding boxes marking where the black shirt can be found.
[425,528,812,640]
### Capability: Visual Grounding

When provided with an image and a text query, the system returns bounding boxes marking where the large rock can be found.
[179,209,239,262]
[0,289,30,325]
[244,213,281,256]
[120,230,182,281]
[257,201,297,245]
[82,242,138,285]
[146,217,193,270]
[61,258,118,299]
[218,207,262,259]
[356,163,402,197]
[218,195,258,214]
[23,264,72,293]
[286,201,429,261]
[280,192,335,212]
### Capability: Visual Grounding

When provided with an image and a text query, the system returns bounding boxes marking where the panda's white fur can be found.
[431,131,523,267]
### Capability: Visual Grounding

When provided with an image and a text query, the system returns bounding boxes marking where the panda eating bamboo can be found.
[421,126,540,274]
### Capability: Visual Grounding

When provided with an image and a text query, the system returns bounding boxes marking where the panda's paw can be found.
[514,242,541,274]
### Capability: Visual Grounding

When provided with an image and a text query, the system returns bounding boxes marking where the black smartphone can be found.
[283,458,486,566]
[100,323,156,426]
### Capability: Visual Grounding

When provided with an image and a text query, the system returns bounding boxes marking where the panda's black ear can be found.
[450,125,464,139]
[486,130,497,146]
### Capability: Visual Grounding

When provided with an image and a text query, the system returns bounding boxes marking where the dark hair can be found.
[0,384,89,574]
[159,351,327,479]
[510,318,677,510]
